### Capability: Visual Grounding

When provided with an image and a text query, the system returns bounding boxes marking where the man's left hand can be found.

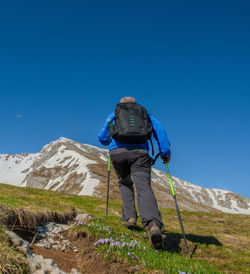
[160,155,171,164]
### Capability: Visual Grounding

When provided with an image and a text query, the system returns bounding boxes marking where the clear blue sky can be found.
[0,0,249,198]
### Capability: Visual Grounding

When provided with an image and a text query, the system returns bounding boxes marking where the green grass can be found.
[0,183,120,215]
[1,183,250,273]
[73,216,218,273]
[0,228,29,273]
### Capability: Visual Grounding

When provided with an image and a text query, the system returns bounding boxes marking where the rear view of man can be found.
[98,96,171,249]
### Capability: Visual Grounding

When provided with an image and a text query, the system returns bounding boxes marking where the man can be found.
[98,96,171,249]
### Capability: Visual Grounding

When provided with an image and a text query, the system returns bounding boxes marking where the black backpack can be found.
[108,102,153,144]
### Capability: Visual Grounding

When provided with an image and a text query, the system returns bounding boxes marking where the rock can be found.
[35,242,52,249]
[51,226,63,234]
[50,269,66,274]
[73,248,78,253]
[5,231,32,257]
[39,262,51,272]
[33,270,46,274]
[44,222,67,235]
[54,244,62,250]
[61,224,70,230]
[34,243,47,248]
[48,238,55,244]
[39,232,47,238]
[40,258,56,271]
[37,226,44,233]
[27,257,40,272]
[70,269,79,274]
[19,244,32,256]
[33,254,44,264]
[44,222,55,232]
[44,243,52,249]
[46,232,53,238]
[61,244,66,252]
[75,213,91,222]
[6,224,75,274]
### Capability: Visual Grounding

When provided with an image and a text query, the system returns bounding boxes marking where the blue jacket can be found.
[98,112,171,157]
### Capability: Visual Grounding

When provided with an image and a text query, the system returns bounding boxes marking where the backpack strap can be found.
[149,137,154,156]
[107,119,116,142]
[151,152,161,166]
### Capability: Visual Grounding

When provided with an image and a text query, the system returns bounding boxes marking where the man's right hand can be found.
[160,155,171,164]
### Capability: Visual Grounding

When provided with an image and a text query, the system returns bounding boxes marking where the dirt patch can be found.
[32,245,78,272]
[31,229,142,274]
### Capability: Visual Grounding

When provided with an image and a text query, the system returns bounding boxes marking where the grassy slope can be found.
[0,227,29,273]
[0,183,249,273]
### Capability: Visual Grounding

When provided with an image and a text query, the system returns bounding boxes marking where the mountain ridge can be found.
[0,137,249,215]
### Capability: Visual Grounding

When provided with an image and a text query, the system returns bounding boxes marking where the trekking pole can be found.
[106,119,113,218]
[106,153,111,217]
[164,163,191,258]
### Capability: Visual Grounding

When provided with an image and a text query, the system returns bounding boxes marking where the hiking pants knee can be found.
[110,148,163,228]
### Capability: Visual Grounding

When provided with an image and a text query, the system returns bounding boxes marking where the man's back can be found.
[109,102,153,144]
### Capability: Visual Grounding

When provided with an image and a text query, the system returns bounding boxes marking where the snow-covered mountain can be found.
[0,153,37,185]
[0,137,249,215]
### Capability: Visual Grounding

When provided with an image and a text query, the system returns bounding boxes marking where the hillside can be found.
[0,137,249,215]
[0,183,249,273]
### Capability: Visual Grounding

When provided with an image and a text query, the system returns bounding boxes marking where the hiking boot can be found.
[125,217,137,229]
[148,220,163,249]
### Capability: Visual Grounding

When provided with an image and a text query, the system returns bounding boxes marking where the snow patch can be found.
[0,154,37,186]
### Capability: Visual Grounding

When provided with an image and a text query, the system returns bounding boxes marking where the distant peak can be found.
[40,137,74,152]
[57,137,73,142]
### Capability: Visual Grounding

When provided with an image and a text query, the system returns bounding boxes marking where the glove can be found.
[160,155,171,164]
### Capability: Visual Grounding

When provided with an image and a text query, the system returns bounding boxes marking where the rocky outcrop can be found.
[6,221,82,274]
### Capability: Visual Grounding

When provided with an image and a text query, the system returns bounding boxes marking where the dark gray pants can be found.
[110,147,163,228]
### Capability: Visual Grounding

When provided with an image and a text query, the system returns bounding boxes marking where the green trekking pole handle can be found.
[106,154,111,217]
[164,163,191,258]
